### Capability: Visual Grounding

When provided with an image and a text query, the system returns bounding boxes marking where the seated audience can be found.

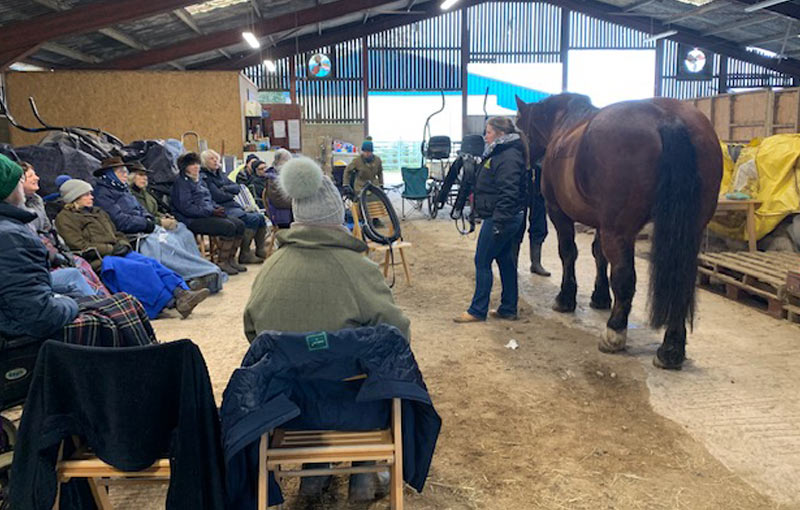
[170,153,246,275]
[231,153,260,185]
[93,157,226,293]
[20,161,109,298]
[55,179,210,320]
[0,154,155,346]
[263,148,294,228]
[243,157,410,503]
[201,149,268,263]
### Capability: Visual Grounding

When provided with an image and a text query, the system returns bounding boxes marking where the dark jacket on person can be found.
[130,184,164,225]
[93,176,154,234]
[0,202,79,340]
[170,173,216,226]
[8,339,226,510]
[201,167,245,218]
[55,206,132,271]
[473,136,528,231]
[221,325,441,509]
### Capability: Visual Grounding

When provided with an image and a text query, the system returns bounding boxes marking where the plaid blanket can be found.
[62,293,157,347]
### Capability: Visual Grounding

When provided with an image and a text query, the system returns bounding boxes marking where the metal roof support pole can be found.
[289,56,297,104]
[718,55,728,95]
[362,36,370,137]
[654,38,664,97]
[461,6,469,136]
[560,6,570,92]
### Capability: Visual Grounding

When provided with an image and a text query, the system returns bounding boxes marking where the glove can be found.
[111,243,131,257]
[212,207,227,218]
[143,218,156,234]
[161,217,178,230]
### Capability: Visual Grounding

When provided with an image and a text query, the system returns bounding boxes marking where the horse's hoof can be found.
[653,356,683,370]
[552,301,576,313]
[589,298,611,310]
[599,328,626,353]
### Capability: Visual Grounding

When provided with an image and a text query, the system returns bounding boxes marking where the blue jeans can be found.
[468,212,525,319]
[238,212,266,230]
[51,268,99,298]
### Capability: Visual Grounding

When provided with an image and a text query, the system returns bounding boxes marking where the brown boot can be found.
[238,229,263,264]
[216,237,239,275]
[254,225,269,259]
[229,237,247,272]
[173,287,211,319]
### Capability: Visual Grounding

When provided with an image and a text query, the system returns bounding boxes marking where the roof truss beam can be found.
[98,0,401,70]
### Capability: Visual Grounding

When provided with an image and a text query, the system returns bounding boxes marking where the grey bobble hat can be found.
[279,157,344,226]
[60,179,93,204]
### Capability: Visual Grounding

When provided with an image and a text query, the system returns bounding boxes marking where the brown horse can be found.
[515,94,722,369]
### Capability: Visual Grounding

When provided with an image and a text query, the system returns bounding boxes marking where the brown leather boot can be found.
[238,229,263,264]
[254,225,269,259]
[215,237,239,275]
[173,287,211,319]
[229,237,247,272]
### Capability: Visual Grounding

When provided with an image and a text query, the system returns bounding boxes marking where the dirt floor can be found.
[101,214,799,510]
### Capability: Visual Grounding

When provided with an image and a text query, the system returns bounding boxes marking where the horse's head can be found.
[515,93,597,163]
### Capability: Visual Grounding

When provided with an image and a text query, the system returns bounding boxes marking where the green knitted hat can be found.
[0,154,23,201]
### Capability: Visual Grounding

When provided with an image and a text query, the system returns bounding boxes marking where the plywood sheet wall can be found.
[685,88,800,143]
[4,70,246,156]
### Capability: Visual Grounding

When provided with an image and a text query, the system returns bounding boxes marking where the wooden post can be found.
[560,7,570,92]
[461,6,469,136]
[289,56,297,104]
[362,36,370,138]
[654,39,663,97]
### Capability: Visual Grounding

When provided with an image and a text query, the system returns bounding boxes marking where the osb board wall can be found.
[301,123,364,171]
[686,88,800,143]
[5,71,245,156]
[238,73,258,142]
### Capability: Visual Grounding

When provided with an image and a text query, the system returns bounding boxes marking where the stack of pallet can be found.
[697,251,800,323]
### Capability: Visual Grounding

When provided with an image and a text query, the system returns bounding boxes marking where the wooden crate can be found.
[697,251,800,319]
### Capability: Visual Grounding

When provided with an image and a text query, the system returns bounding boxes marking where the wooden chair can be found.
[261,189,283,259]
[258,397,404,510]
[53,438,171,510]
[350,201,413,285]
[195,234,219,263]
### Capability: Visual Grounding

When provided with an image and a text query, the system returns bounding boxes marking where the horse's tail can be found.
[649,118,702,331]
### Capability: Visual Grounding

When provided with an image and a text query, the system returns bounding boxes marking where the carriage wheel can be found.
[427,191,439,219]
[0,416,18,501]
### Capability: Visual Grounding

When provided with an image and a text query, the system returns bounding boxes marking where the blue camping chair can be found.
[400,166,431,219]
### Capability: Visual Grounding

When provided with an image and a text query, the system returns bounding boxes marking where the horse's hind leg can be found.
[599,232,636,353]
[590,230,611,310]
[655,323,686,370]
[548,206,578,313]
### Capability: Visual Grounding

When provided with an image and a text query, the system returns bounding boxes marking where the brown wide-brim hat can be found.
[127,160,150,174]
[93,156,129,177]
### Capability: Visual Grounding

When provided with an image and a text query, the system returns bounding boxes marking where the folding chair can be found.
[400,166,430,219]
[258,392,404,510]
[350,201,413,285]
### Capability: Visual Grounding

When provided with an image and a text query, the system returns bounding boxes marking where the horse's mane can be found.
[557,94,599,127]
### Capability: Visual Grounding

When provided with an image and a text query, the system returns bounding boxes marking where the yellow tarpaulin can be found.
[710,134,800,241]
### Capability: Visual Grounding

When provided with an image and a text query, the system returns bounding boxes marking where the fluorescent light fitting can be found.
[242,31,261,49]
[440,0,460,10]
[744,0,790,12]
[643,30,678,43]
[263,59,277,72]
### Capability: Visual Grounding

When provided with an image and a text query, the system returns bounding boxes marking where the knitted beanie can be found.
[60,179,93,204]
[0,154,23,201]
[279,157,344,226]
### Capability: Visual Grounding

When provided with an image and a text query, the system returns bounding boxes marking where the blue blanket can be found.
[101,251,186,319]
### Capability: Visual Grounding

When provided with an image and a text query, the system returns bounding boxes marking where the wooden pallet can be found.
[697,251,800,319]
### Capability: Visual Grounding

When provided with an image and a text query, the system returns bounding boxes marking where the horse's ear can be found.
[515,95,527,111]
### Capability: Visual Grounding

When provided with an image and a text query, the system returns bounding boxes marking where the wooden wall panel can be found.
[5,70,245,156]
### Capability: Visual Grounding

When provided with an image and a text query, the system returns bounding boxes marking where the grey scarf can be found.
[482,133,520,158]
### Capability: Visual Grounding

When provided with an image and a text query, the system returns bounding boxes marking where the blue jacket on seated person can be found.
[170,173,217,227]
[93,173,154,234]
[220,324,441,509]
[0,202,78,339]
[201,167,245,218]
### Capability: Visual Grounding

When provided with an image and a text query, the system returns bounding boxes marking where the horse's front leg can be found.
[598,232,636,353]
[548,206,577,313]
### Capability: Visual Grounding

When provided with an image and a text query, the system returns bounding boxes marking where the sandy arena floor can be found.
[103,212,800,510]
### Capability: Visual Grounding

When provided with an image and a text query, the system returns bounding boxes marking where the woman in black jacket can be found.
[455,117,528,323]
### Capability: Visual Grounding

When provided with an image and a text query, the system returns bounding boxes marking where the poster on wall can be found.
[273,120,286,139]
[288,119,301,150]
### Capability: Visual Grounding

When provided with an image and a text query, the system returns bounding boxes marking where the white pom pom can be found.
[278,157,323,200]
